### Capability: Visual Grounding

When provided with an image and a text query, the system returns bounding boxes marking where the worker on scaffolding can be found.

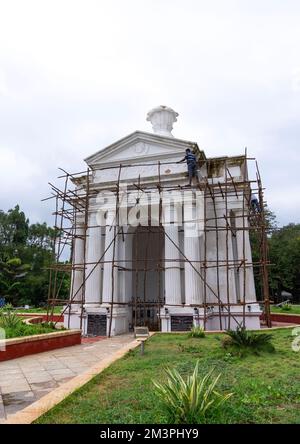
[250,193,261,213]
[177,148,199,186]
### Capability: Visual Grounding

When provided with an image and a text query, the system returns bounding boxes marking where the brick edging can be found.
[0,330,81,362]
[269,313,300,324]
[17,313,64,322]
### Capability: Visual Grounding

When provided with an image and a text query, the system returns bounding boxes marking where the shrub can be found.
[222,327,275,356]
[0,304,57,338]
[220,336,233,349]
[281,304,292,312]
[153,361,233,424]
[188,325,205,338]
[0,304,22,329]
[4,322,56,339]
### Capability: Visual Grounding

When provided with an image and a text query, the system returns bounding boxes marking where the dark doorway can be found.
[131,226,164,330]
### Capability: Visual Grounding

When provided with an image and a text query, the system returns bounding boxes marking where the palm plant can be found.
[153,361,233,424]
[222,327,275,355]
[0,303,22,329]
[188,325,205,338]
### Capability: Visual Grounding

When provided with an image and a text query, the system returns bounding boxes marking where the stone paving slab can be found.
[0,333,134,422]
[0,389,5,421]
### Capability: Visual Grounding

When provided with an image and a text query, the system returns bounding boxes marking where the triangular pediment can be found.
[85,131,200,167]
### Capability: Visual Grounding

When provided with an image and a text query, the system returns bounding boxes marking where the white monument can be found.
[65,106,261,335]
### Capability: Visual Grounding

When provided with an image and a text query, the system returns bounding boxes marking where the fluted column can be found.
[85,212,102,307]
[234,209,256,302]
[183,202,202,305]
[216,211,236,305]
[71,222,85,303]
[184,237,201,305]
[102,221,119,305]
[164,225,182,306]
[118,227,128,304]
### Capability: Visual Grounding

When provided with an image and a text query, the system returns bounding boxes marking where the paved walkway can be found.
[0,334,133,422]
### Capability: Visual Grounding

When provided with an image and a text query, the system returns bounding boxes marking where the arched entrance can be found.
[131,226,164,330]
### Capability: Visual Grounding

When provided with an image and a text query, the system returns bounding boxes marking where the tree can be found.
[0,257,30,305]
[28,223,56,251]
[250,206,277,300]
[268,224,300,302]
[0,205,29,254]
[0,205,69,307]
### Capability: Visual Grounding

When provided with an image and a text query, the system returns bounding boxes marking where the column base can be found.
[102,305,130,336]
[64,304,131,336]
[160,305,204,332]
[160,303,262,332]
[208,303,262,331]
[63,304,84,330]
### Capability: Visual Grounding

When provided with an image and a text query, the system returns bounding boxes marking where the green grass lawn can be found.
[36,328,300,424]
[271,305,300,315]
[4,322,57,339]
[15,306,63,314]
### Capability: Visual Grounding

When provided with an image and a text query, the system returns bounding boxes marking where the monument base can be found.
[64,303,262,336]
[160,303,261,332]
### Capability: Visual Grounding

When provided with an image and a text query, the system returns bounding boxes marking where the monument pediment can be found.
[85,131,199,168]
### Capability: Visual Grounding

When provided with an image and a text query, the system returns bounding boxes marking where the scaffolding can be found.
[44,151,272,334]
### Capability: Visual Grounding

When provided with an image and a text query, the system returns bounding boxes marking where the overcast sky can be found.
[0,0,299,227]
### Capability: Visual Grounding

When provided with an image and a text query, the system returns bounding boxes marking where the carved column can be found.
[234,209,256,302]
[85,212,102,307]
[102,218,119,305]
[183,200,202,306]
[164,225,182,306]
[70,221,85,304]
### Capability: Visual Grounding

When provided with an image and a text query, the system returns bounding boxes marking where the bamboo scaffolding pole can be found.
[46,153,271,333]
[108,164,122,337]
[242,149,247,328]
[256,162,272,327]
[210,175,223,330]
[203,181,208,329]
[225,160,231,329]
[157,160,163,331]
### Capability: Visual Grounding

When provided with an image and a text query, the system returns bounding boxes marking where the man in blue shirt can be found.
[177,148,198,185]
[250,193,261,213]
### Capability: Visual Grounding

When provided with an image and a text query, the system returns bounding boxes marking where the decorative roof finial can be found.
[146,105,178,137]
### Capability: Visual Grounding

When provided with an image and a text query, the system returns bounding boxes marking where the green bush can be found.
[153,361,233,424]
[4,322,56,339]
[281,304,292,312]
[0,304,57,338]
[222,327,275,356]
[0,304,22,329]
[188,325,205,338]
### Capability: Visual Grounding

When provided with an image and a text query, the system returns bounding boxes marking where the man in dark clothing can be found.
[177,148,198,185]
[250,193,261,213]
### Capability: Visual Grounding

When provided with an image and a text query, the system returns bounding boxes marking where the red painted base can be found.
[17,313,64,322]
[0,332,81,362]
[260,313,300,324]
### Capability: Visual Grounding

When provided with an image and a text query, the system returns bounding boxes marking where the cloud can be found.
[0,0,299,227]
